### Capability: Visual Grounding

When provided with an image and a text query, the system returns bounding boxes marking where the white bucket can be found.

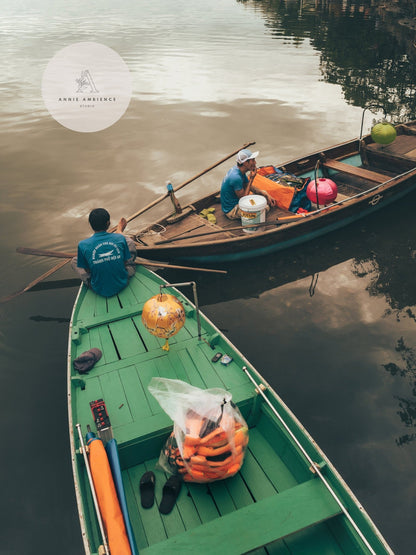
[239,195,267,233]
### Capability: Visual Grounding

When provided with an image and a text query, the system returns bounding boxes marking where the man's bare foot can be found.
[116,217,127,234]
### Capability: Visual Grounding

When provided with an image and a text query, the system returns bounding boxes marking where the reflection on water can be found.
[2,1,416,554]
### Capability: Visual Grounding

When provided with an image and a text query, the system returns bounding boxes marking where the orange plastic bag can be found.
[252,173,295,210]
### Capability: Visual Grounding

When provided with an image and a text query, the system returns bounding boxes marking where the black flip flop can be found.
[159,475,182,515]
[140,471,155,508]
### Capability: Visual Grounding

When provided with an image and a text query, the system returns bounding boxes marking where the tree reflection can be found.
[243,0,416,119]
[383,337,416,446]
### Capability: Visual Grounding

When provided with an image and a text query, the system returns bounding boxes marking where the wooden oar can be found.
[154,214,306,245]
[1,258,73,303]
[122,141,256,227]
[15,247,227,274]
[5,143,251,301]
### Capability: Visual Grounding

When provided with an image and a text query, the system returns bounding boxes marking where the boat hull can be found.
[68,267,393,554]
[134,128,416,263]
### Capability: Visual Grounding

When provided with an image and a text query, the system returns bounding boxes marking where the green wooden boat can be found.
[68,265,393,554]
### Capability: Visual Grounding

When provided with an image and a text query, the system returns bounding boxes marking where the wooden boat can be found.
[133,121,416,263]
[68,265,393,554]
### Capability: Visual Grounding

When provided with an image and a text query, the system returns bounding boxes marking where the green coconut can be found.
[371,122,397,145]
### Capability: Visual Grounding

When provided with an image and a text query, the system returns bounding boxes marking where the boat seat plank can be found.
[140,479,341,554]
[323,159,387,183]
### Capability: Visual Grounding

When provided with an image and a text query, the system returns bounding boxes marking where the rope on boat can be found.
[242,367,377,555]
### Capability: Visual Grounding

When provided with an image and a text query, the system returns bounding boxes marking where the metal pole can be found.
[76,424,110,555]
[314,160,320,209]
[241,367,377,555]
[160,281,202,341]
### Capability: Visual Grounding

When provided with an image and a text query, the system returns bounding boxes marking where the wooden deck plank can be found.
[135,359,167,416]
[239,449,278,501]
[323,159,387,183]
[99,370,133,427]
[119,364,154,421]
[108,318,147,358]
[247,428,298,492]
[184,343,228,389]
[173,348,207,389]
[122,468,149,550]
[207,481,236,516]
[140,479,341,554]
[97,325,120,364]
[128,464,168,546]
[185,482,221,523]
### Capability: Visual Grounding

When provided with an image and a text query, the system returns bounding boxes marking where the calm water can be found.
[1,1,416,553]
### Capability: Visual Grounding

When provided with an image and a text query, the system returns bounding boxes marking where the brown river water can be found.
[1,1,416,553]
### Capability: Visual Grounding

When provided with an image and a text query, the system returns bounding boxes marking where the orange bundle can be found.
[163,410,249,483]
[149,378,249,483]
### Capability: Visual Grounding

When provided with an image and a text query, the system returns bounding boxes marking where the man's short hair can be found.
[89,208,110,231]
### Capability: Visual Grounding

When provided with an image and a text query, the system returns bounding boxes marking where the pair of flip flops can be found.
[139,471,182,515]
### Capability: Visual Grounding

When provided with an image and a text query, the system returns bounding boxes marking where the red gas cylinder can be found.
[307,178,338,205]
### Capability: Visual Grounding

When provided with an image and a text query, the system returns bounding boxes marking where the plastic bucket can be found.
[239,195,267,233]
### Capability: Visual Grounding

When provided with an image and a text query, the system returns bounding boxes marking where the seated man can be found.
[71,208,136,297]
[220,148,275,219]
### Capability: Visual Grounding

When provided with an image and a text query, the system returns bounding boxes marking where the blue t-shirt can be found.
[77,231,131,297]
[220,165,248,213]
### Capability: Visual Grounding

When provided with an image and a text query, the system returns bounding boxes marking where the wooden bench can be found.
[140,478,341,554]
[323,159,388,183]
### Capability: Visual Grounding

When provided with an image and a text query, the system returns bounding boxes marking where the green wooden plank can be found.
[173,482,202,531]
[140,479,341,555]
[184,344,228,389]
[119,364,153,421]
[280,522,345,555]
[133,316,163,352]
[98,325,119,364]
[248,427,298,492]
[99,371,133,427]
[239,448,278,501]
[153,356,180,381]
[224,472,254,509]
[186,482,220,523]
[118,283,140,308]
[207,481,236,516]
[137,359,168,415]
[128,464,168,546]
[257,408,311,484]
[175,348,206,389]
[108,318,147,358]
[122,468,149,550]
[93,294,109,316]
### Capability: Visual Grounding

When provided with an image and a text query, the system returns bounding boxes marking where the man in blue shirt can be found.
[71,208,136,297]
[220,149,275,219]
